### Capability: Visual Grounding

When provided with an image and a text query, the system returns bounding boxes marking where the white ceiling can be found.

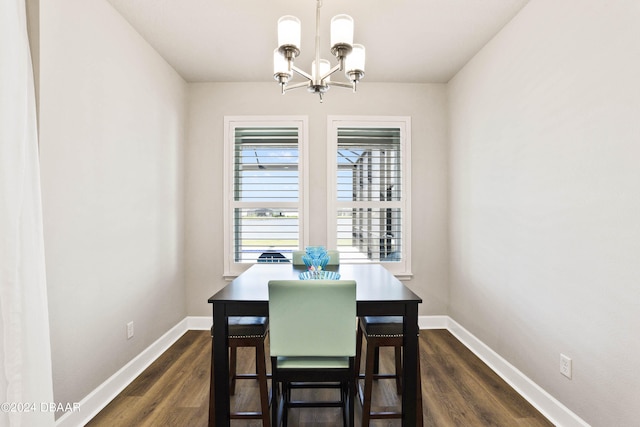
[106,0,530,84]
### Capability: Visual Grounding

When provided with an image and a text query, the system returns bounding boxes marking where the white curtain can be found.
[0,0,55,426]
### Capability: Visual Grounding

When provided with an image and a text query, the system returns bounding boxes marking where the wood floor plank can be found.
[138,331,212,426]
[87,331,210,427]
[87,329,553,427]
[430,330,552,424]
[423,331,518,426]
[122,331,203,397]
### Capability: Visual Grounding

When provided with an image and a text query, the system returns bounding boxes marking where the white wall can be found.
[185,82,449,316]
[39,0,187,408]
[448,1,640,425]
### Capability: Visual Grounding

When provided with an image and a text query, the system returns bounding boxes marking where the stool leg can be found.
[394,345,403,394]
[256,342,271,427]
[229,344,237,395]
[361,340,376,427]
[373,347,380,375]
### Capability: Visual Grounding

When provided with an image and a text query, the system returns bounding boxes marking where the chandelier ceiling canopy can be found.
[273,0,365,102]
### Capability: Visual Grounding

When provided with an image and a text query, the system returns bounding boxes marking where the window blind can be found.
[336,127,403,262]
[232,127,300,263]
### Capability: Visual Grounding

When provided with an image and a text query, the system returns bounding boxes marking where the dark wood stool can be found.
[355,316,423,427]
[210,317,270,426]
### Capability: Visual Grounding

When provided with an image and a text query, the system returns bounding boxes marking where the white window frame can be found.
[327,116,412,278]
[223,116,309,278]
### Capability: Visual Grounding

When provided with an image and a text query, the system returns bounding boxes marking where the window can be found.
[224,117,308,276]
[328,117,411,277]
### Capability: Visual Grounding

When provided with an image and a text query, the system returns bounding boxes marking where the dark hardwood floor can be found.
[87,329,553,427]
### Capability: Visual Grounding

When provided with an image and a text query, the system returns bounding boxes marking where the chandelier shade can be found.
[330,14,354,47]
[345,44,365,76]
[273,48,291,76]
[273,0,365,102]
[312,59,331,84]
[277,16,301,50]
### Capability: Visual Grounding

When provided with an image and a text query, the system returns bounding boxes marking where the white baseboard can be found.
[418,314,449,329]
[443,316,590,427]
[56,315,588,427]
[186,315,212,330]
[55,318,191,427]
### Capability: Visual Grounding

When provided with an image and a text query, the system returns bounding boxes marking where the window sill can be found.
[394,272,414,281]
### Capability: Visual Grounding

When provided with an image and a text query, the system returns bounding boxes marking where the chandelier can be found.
[273,0,365,102]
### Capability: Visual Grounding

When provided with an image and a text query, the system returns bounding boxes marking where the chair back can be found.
[292,251,305,265]
[292,250,340,266]
[268,280,356,357]
[327,250,340,265]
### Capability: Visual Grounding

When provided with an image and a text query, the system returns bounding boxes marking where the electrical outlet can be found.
[560,354,572,379]
[127,321,134,340]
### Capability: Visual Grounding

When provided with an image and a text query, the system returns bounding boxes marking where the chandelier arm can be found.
[291,65,313,81]
[320,63,342,81]
[283,81,311,92]
[326,81,353,89]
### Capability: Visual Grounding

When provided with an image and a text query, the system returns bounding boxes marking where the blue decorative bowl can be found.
[299,271,341,280]
[305,246,327,258]
[302,254,329,269]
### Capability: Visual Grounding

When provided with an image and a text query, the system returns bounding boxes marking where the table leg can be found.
[208,333,215,424]
[210,303,230,427]
[402,302,419,427]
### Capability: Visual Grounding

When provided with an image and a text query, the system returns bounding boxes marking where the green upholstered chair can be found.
[292,249,340,266]
[268,280,357,427]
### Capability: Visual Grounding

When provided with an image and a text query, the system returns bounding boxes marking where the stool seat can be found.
[229,316,268,337]
[360,316,403,336]
[210,316,268,338]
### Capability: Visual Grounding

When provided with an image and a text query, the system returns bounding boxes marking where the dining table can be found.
[208,263,422,426]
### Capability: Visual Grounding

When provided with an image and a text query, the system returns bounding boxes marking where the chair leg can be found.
[282,382,290,427]
[271,384,278,427]
[348,378,355,427]
[355,321,363,376]
[256,343,271,427]
[271,360,280,427]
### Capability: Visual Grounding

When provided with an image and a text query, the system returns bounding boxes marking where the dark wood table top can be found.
[208,263,422,305]
[208,262,423,426]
